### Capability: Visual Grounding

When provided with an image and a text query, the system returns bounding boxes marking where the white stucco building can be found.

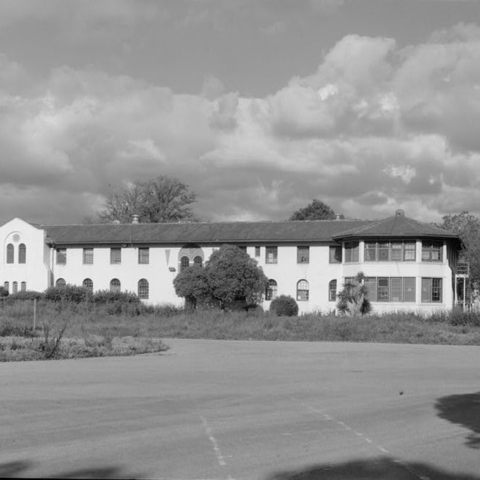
[0,210,462,314]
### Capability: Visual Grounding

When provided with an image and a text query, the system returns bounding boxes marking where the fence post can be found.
[33,298,37,333]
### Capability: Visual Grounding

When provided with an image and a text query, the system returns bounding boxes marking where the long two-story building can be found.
[0,209,462,314]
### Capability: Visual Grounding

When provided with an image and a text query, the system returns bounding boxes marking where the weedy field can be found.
[1,294,480,361]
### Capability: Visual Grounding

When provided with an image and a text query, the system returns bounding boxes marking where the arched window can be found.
[180,256,190,272]
[266,279,278,301]
[110,278,121,293]
[56,278,66,288]
[83,278,93,291]
[18,244,26,264]
[21,281,26,292]
[329,280,337,302]
[194,256,203,267]
[6,244,14,264]
[12,281,18,294]
[297,280,309,301]
[4,281,9,293]
[138,279,149,299]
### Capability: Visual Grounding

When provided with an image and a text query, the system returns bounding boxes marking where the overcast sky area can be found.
[1,0,480,225]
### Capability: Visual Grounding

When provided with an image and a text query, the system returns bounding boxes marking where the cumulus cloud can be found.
[2,22,480,224]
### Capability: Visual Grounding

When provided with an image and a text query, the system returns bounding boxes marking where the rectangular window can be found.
[404,242,416,261]
[329,246,342,263]
[422,278,443,303]
[391,243,403,262]
[377,277,390,302]
[365,242,416,262]
[297,246,310,264]
[390,277,403,302]
[255,246,261,257]
[56,248,67,265]
[364,277,416,303]
[365,277,377,302]
[138,248,149,264]
[83,248,93,265]
[110,248,121,264]
[365,242,377,261]
[266,246,278,264]
[378,242,390,261]
[345,242,359,262]
[422,241,443,262]
[404,277,416,302]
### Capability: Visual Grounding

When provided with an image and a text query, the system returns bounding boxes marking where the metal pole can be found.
[33,298,37,333]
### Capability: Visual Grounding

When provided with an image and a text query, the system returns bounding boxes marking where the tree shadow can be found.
[435,391,480,449]
[0,460,145,479]
[264,456,480,480]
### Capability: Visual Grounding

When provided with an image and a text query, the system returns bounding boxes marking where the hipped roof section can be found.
[42,213,459,247]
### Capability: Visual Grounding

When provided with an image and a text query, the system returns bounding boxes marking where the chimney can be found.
[132,214,139,224]
[395,209,405,217]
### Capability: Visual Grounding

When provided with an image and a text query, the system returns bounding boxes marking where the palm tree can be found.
[337,271,372,316]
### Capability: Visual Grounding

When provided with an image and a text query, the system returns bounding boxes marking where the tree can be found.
[336,271,372,316]
[174,245,268,311]
[289,199,336,221]
[96,175,197,223]
[440,212,480,301]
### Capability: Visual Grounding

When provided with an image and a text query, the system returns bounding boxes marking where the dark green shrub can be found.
[44,285,92,303]
[7,290,44,301]
[0,287,9,297]
[269,295,299,317]
[92,290,140,305]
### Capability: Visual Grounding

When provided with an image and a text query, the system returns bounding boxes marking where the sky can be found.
[1,0,480,225]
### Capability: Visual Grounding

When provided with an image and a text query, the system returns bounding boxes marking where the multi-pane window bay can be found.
[110,248,121,264]
[83,248,94,264]
[56,248,67,265]
[422,241,443,262]
[297,246,310,264]
[365,241,416,262]
[345,276,416,303]
[421,278,443,303]
[266,246,278,264]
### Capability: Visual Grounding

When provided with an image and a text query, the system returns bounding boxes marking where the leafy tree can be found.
[174,245,268,311]
[337,271,372,316]
[96,175,197,223]
[440,211,480,300]
[289,199,336,221]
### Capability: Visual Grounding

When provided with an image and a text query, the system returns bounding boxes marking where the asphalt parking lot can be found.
[2,338,480,479]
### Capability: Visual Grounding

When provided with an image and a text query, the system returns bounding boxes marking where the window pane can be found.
[378,242,389,261]
[345,242,359,262]
[266,246,278,264]
[21,281,26,292]
[390,277,403,302]
[365,243,377,261]
[83,248,94,264]
[12,281,18,294]
[329,280,337,302]
[139,248,149,264]
[6,244,14,264]
[110,279,121,292]
[404,278,416,302]
[180,256,189,271]
[83,278,93,291]
[56,249,67,265]
[110,248,121,264]
[297,280,309,301]
[297,246,309,264]
[329,246,342,263]
[365,278,377,302]
[255,246,261,257]
[377,277,389,302]
[404,243,416,261]
[432,278,443,302]
[266,279,277,301]
[194,256,203,267]
[56,278,66,287]
[421,278,432,302]
[138,279,149,299]
[18,244,26,264]
[391,243,403,261]
[431,243,442,262]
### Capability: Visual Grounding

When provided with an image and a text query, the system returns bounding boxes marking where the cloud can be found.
[2,23,480,224]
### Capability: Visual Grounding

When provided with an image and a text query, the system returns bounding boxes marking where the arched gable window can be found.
[329,280,337,302]
[138,279,149,299]
[180,256,190,272]
[6,244,14,264]
[56,278,66,288]
[83,278,93,291]
[266,279,278,301]
[297,280,309,301]
[110,278,121,293]
[18,244,26,264]
[194,256,203,267]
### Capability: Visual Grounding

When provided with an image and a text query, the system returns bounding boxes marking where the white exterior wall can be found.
[0,218,51,293]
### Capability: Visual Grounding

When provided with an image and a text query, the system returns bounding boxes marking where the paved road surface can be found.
[2,339,480,479]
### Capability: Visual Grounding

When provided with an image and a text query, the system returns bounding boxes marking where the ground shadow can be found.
[0,460,144,479]
[435,391,480,449]
[264,456,480,480]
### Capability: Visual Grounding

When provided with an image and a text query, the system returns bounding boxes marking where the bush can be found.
[44,285,92,303]
[0,287,9,297]
[7,290,44,301]
[92,290,140,305]
[269,295,299,317]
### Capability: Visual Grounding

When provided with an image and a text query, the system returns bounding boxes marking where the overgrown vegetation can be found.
[2,292,480,362]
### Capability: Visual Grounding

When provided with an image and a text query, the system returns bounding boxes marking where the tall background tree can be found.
[174,244,268,311]
[95,175,197,223]
[289,199,336,221]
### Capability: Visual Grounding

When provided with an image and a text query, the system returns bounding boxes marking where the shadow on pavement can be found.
[264,457,480,480]
[435,391,480,449]
[0,460,144,479]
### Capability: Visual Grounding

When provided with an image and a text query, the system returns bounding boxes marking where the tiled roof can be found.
[43,220,370,246]
[332,213,458,240]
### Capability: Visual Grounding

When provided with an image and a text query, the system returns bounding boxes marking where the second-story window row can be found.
[365,241,416,262]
